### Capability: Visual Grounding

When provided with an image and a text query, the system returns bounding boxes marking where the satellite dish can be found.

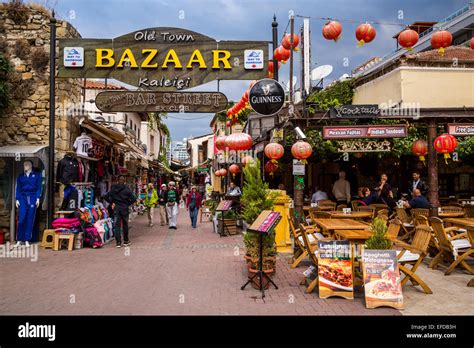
[311,65,333,81]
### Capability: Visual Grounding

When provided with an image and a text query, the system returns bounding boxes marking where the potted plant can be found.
[365,218,392,250]
[241,159,278,289]
[217,209,239,235]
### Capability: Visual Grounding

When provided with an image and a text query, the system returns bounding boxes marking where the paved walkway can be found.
[0,208,471,315]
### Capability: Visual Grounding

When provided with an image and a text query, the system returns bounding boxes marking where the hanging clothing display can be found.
[61,185,79,211]
[73,133,93,157]
[56,154,79,184]
[16,170,42,242]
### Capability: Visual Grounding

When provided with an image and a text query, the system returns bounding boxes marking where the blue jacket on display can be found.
[16,170,42,201]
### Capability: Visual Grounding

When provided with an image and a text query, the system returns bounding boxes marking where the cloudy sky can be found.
[49,0,467,141]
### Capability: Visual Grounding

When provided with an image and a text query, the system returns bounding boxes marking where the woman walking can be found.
[144,183,158,227]
[186,186,202,229]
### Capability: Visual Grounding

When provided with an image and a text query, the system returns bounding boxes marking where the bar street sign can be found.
[330,105,380,119]
[292,159,305,175]
[322,125,407,139]
[447,123,474,136]
[58,27,268,90]
[95,91,228,113]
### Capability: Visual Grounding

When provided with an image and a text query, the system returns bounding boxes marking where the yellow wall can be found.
[353,67,474,108]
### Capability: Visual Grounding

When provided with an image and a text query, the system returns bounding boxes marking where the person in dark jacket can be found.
[378,173,396,212]
[409,172,428,197]
[404,189,431,209]
[158,184,168,226]
[103,175,136,248]
[186,186,202,229]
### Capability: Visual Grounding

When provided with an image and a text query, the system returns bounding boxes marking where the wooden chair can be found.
[413,214,429,227]
[351,200,362,211]
[376,209,389,222]
[41,229,55,249]
[386,218,402,241]
[298,223,326,293]
[369,203,389,215]
[308,210,332,221]
[357,205,376,219]
[336,204,347,211]
[428,217,473,275]
[53,232,75,251]
[396,207,415,241]
[318,199,333,206]
[393,225,433,294]
[318,202,337,211]
[411,208,429,221]
[287,216,324,269]
[463,204,474,218]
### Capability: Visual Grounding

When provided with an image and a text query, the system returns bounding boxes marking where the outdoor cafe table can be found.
[312,218,370,237]
[327,211,373,219]
[439,212,466,218]
[303,205,334,212]
[443,218,474,228]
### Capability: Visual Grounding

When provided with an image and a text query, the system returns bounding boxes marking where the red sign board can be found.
[447,124,474,136]
[322,125,407,139]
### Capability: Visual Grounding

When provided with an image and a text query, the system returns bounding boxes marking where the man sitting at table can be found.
[404,189,431,209]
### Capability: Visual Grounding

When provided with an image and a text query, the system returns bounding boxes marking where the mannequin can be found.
[73,132,92,157]
[14,160,42,247]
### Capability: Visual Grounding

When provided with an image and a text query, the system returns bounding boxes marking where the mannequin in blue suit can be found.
[14,160,42,247]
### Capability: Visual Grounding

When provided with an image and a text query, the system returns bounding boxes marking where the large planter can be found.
[218,218,238,235]
[247,267,275,290]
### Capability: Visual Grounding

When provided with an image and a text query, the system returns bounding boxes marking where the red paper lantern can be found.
[268,61,280,74]
[431,30,452,55]
[225,132,253,151]
[291,141,312,163]
[355,23,376,47]
[264,161,278,177]
[398,28,419,50]
[229,164,240,177]
[220,168,227,176]
[282,33,300,50]
[274,46,290,63]
[471,37,474,50]
[322,20,342,42]
[434,134,458,163]
[226,121,231,127]
[215,136,227,151]
[215,169,221,177]
[264,142,284,162]
[411,139,428,164]
[242,90,249,103]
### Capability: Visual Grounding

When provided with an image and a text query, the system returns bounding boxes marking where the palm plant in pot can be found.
[241,159,278,289]
[365,218,392,250]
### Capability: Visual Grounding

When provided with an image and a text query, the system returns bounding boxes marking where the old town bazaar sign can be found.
[58,27,268,89]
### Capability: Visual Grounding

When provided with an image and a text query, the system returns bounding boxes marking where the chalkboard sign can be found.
[317,240,353,300]
[362,249,404,309]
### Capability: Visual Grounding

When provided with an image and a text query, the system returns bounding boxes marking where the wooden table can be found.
[303,205,334,212]
[312,218,370,237]
[334,229,373,241]
[443,218,474,228]
[439,212,465,218]
[328,211,373,219]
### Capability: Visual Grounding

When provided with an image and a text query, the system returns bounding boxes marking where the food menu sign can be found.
[317,240,353,300]
[447,124,474,136]
[58,27,268,90]
[322,125,407,139]
[362,250,404,309]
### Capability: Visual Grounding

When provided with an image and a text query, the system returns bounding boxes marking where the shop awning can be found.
[79,118,125,143]
[158,162,179,175]
[0,144,48,158]
[179,158,211,173]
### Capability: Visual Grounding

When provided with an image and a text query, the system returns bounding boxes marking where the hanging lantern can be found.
[214,169,221,177]
[268,61,280,74]
[322,20,342,42]
[226,121,231,127]
[264,161,279,177]
[471,37,474,50]
[220,168,227,176]
[398,28,419,50]
[225,132,253,151]
[282,33,300,50]
[274,46,291,63]
[434,134,458,164]
[431,30,452,56]
[215,136,227,151]
[264,142,284,163]
[242,90,249,103]
[229,164,240,177]
[411,139,428,165]
[291,141,313,164]
[355,23,377,47]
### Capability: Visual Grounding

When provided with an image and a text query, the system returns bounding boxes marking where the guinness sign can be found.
[249,79,285,116]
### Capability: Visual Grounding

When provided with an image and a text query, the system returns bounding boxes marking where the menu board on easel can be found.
[216,200,232,211]
[362,250,404,309]
[317,240,353,299]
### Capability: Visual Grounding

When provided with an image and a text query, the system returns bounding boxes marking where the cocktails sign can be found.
[58,28,268,90]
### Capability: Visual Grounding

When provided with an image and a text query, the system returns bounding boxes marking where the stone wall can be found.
[0,3,83,240]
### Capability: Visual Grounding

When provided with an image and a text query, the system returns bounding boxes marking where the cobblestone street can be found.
[0,209,472,315]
